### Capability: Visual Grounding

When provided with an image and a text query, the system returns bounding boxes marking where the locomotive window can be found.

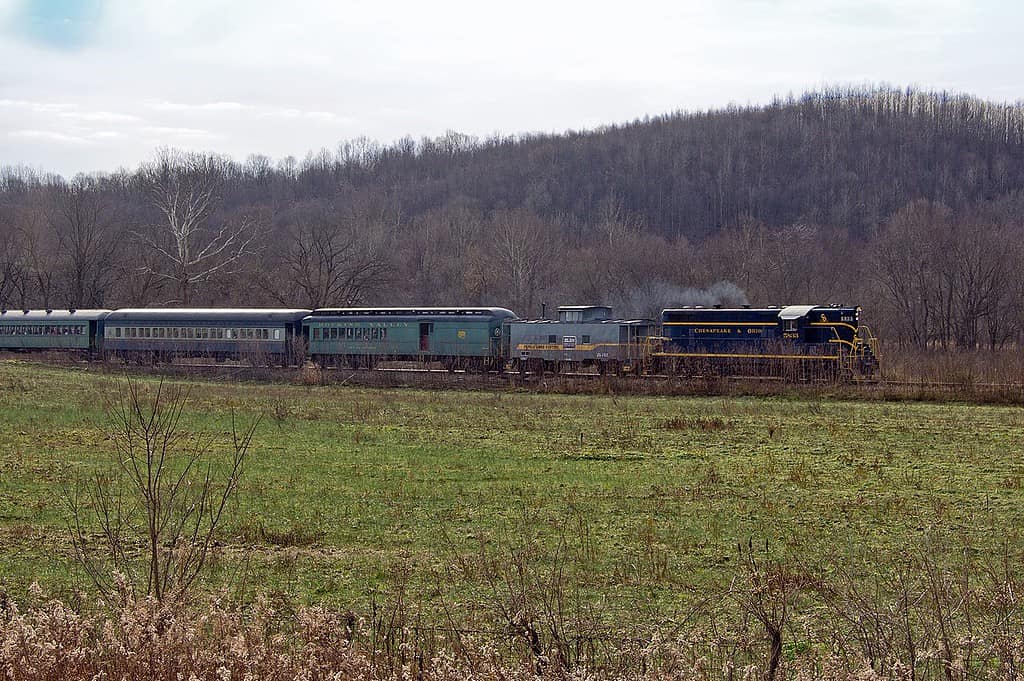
[380,328,387,340]
[216,328,224,339]
[548,335,556,344]
[346,328,353,339]
[370,328,379,340]
[274,329,281,340]
[582,335,591,344]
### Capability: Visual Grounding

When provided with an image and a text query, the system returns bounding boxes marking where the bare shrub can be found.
[65,376,259,604]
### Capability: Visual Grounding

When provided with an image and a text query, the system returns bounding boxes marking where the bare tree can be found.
[0,216,27,308]
[138,149,260,305]
[66,377,259,603]
[18,201,60,309]
[871,201,951,349]
[491,209,557,316]
[48,179,119,307]
[276,203,390,308]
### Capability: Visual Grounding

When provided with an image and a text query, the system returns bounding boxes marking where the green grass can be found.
[2,360,1023,626]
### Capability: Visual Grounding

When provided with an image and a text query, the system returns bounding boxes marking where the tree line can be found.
[1,85,1023,350]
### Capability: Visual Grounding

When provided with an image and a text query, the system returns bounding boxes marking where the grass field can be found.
[2,360,1023,635]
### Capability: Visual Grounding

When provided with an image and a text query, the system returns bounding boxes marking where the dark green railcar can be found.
[0,309,110,353]
[305,307,516,370]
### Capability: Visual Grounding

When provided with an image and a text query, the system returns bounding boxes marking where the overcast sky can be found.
[1,0,1021,177]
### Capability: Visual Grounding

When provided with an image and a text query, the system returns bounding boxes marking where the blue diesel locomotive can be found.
[654,304,879,378]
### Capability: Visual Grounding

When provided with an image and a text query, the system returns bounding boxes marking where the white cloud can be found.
[146,100,251,112]
[9,129,95,145]
[59,110,138,122]
[139,126,216,139]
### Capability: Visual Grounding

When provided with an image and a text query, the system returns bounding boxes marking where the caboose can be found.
[505,305,657,374]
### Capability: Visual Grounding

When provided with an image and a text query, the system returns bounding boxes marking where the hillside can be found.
[305,86,1024,239]
[1,85,1023,348]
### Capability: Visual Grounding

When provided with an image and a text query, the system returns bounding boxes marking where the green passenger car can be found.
[0,309,110,352]
[304,307,517,370]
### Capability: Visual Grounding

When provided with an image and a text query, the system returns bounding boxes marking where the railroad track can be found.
[7,354,1024,401]
[144,362,1024,392]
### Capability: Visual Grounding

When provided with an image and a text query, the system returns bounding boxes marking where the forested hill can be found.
[3,85,1024,349]
[293,85,1024,239]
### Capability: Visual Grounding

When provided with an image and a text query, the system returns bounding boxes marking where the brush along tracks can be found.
[7,352,1023,405]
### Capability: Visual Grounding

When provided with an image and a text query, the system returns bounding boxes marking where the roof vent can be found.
[713,304,722,309]
[69,308,76,313]
[45,309,52,314]
[743,304,751,309]
[23,309,29,314]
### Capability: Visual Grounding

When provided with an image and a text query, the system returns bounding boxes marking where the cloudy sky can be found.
[1,0,1021,177]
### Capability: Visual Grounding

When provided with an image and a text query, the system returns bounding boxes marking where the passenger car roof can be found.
[309,307,517,318]
[0,309,111,321]
[105,308,311,322]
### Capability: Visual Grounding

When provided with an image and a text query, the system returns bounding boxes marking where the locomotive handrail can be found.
[857,324,881,360]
